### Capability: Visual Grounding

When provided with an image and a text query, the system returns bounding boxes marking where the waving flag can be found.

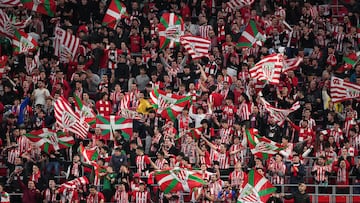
[282,57,303,73]
[58,176,89,194]
[21,0,56,17]
[260,98,300,126]
[226,0,254,12]
[12,29,38,54]
[54,97,89,139]
[245,128,285,160]
[237,20,266,48]
[330,76,360,102]
[0,0,21,7]
[54,27,80,62]
[13,16,32,30]
[180,35,211,60]
[24,128,74,154]
[249,53,283,84]
[155,167,206,194]
[237,169,276,203]
[73,94,96,125]
[96,115,133,140]
[102,0,128,29]
[158,13,185,49]
[79,144,99,163]
[150,88,191,121]
[0,9,15,38]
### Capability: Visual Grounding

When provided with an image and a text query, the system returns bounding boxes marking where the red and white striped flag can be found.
[250,53,283,84]
[0,9,14,38]
[260,98,300,126]
[54,27,80,62]
[0,0,21,7]
[226,0,254,12]
[282,57,303,73]
[330,76,360,103]
[58,176,89,194]
[13,16,32,30]
[180,35,211,60]
[54,96,89,139]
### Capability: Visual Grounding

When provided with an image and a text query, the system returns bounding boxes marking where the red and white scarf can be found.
[31,171,41,183]
[337,167,347,183]
[114,190,128,203]
[44,188,57,202]
[71,162,80,177]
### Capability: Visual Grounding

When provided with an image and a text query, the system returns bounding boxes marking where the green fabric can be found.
[103,173,117,190]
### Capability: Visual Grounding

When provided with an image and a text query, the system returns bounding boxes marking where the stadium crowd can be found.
[0,0,360,202]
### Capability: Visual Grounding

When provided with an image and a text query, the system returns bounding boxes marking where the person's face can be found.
[28,181,35,189]
[298,183,306,192]
[318,158,324,165]
[293,156,300,163]
[90,188,96,194]
[49,180,55,188]
[73,155,80,162]
[33,165,39,173]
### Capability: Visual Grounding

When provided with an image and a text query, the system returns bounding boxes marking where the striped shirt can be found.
[229,170,245,189]
[136,155,151,176]
[199,25,213,39]
[114,190,129,203]
[269,162,286,184]
[7,148,20,165]
[237,102,252,121]
[312,164,331,182]
[133,191,150,203]
[217,151,230,169]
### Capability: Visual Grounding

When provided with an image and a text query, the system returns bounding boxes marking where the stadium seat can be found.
[317,195,330,203]
[335,196,347,203]
[352,196,360,202]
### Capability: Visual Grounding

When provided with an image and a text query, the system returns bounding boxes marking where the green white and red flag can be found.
[73,94,96,126]
[158,13,185,49]
[12,29,38,54]
[24,128,74,154]
[95,115,133,140]
[154,167,206,194]
[21,0,56,17]
[149,88,191,121]
[245,128,285,160]
[79,143,99,164]
[237,169,276,203]
[102,0,128,29]
[237,20,266,48]
[343,54,358,70]
[189,128,202,140]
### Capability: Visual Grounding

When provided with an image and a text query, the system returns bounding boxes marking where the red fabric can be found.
[180,5,191,19]
[130,35,141,53]
[95,100,111,116]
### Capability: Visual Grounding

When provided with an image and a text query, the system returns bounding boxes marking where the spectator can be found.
[87,185,105,203]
